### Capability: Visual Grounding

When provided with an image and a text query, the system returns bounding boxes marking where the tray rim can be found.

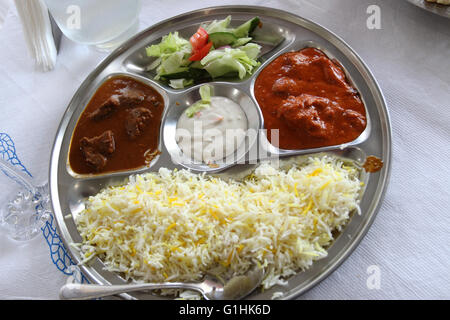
[49,5,392,300]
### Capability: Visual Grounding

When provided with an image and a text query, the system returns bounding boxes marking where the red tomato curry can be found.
[254,47,366,150]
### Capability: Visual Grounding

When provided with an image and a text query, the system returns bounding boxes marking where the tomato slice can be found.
[189,41,213,61]
[190,27,209,52]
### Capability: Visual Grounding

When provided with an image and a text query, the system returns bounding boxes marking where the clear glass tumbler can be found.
[44,0,141,51]
[0,157,51,241]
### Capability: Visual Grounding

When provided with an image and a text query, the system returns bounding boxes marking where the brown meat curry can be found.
[69,75,164,174]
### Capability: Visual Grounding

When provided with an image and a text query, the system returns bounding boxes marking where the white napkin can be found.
[14,0,57,71]
[0,0,9,29]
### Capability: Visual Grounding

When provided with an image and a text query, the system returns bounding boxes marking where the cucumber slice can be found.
[189,60,203,69]
[231,37,252,47]
[232,17,260,38]
[159,70,190,80]
[160,68,210,82]
[188,68,211,80]
[208,32,238,48]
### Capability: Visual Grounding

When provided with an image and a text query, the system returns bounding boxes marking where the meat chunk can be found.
[282,50,354,92]
[284,50,317,66]
[272,77,299,95]
[277,94,342,139]
[125,107,153,140]
[342,109,366,131]
[89,95,120,121]
[80,130,115,171]
[313,56,352,90]
[80,151,107,171]
[116,87,145,108]
[89,88,145,122]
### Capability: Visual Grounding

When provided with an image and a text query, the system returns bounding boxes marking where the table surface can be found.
[0,0,449,300]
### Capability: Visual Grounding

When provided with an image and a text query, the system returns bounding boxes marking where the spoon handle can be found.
[59,282,203,300]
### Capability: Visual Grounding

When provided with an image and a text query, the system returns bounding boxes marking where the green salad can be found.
[146,16,262,88]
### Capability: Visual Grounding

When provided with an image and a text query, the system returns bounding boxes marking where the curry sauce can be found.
[69,75,164,174]
[254,48,366,150]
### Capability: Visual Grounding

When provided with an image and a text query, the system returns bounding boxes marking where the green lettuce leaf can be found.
[146,32,190,57]
[185,84,213,117]
[146,32,192,80]
[202,16,232,34]
[169,78,194,89]
[200,44,261,79]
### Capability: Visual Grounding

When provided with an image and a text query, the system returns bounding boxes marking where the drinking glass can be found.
[44,0,141,51]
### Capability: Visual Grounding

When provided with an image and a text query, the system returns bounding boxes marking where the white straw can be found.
[14,0,57,71]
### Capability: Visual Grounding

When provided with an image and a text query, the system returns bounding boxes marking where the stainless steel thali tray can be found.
[49,6,392,300]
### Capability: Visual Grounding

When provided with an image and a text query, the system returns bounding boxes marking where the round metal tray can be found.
[49,5,392,300]
[407,0,450,18]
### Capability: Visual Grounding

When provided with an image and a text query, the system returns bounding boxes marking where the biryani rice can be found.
[74,155,362,295]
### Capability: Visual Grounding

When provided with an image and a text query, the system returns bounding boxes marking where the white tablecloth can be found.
[0,0,449,300]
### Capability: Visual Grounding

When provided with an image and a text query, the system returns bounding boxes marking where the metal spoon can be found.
[59,267,264,300]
